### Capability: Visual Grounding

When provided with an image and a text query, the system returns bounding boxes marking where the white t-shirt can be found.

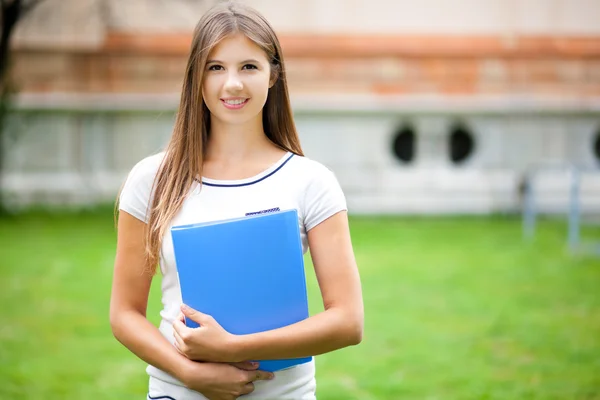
[119,151,347,400]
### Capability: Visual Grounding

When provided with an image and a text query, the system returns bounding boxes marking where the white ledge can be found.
[11,93,600,114]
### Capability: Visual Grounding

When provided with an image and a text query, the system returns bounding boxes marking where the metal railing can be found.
[522,163,600,256]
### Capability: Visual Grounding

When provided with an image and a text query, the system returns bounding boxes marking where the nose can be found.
[224,71,243,92]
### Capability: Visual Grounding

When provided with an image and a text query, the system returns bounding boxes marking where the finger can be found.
[230,361,259,371]
[177,312,185,324]
[241,382,255,395]
[172,328,185,353]
[172,318,186,336]
[247,370,275,382]
[181,304,213,326]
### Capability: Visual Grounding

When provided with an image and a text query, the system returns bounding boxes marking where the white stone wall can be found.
[4,95,600,215]
[295,110,600,215]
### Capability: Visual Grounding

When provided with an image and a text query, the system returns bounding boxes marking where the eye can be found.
[242,64,258,70]
[208,65,223,71]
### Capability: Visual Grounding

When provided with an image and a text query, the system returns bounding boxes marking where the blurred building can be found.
[4,0,600,213]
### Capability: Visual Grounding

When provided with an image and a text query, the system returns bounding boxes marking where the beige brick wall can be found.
[10,0,600,98]
[12,33,600,97]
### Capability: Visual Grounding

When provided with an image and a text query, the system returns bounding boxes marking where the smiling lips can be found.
[221,98,249,110]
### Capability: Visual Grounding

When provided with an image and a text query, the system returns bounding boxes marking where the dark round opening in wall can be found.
[594,131,600,162]
[449,124,475,164]
[392,126,416,163]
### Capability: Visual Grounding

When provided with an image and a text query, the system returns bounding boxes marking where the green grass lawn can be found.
[1,210,599,399]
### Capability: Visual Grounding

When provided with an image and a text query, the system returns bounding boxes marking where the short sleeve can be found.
[303,166,347,231]
[118,155,162,223]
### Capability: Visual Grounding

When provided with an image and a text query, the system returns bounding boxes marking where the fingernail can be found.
[269,373,275,380]
[181,304,189,311]
[251,362,259,367]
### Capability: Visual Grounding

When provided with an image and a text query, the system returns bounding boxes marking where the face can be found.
[202,33,273,127]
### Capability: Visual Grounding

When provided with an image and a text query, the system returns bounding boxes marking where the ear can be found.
[269,74,278,89]
[269,65,280,88]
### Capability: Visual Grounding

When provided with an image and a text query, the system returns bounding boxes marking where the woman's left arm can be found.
[173,210,364,362]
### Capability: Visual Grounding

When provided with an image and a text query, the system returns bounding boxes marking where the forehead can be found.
[208,33,268,61]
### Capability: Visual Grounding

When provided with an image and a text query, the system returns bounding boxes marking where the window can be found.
[449,124,475,164]
[392,125,416,164]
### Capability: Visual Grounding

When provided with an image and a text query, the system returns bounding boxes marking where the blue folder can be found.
[171,209,312,372]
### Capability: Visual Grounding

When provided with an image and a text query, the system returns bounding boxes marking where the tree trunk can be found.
[1,1,22,82]
[0,0,23,214]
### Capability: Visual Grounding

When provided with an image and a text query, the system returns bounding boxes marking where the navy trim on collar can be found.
[199,153,295,188]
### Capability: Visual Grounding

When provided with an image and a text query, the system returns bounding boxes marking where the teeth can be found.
[224,99,246,105]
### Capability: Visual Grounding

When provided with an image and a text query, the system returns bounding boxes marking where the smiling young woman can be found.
[110,2,364,400]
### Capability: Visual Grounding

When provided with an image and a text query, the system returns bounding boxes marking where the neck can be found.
[205,114,272,162]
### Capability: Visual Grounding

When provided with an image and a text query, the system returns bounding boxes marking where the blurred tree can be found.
[0,0,213,213]
[0,0,46,214]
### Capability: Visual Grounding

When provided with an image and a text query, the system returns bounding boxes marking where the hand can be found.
[180,360,274,400]
[173,304,240,362]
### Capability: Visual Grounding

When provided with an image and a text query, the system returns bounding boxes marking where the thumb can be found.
[181,304,211,325]
[231,361,260,371]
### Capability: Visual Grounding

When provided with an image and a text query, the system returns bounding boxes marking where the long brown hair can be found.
[121,1,303,274]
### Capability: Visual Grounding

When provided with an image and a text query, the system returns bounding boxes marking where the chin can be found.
[218,109,262,124]
[218,115,256,126]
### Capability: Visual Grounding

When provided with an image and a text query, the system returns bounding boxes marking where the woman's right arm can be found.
[110,211,273,399]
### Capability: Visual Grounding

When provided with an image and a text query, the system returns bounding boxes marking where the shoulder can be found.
[127,152,166,182]
[286,155,347,231]
[118,152,166,222]
[121,151,167,193]
[286,154,338,183]
[286,154,343,194]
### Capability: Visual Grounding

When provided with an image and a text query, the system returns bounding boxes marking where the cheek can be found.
[251,74,272,97]
[202,82,222,114]
[201,80,214,100]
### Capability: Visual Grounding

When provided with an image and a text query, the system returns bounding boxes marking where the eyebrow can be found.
[206,59,262,64]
